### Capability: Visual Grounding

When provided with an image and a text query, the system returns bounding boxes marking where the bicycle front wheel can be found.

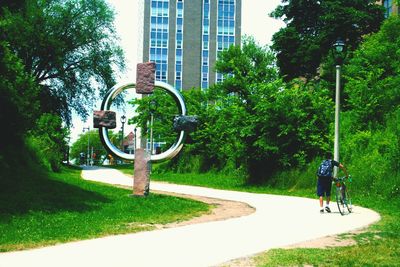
[336,185,351,215]
[344,186,352,213]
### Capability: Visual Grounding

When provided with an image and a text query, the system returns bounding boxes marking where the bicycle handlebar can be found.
[335,175,352,182]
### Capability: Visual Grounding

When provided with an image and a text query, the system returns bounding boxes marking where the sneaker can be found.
[320,209,324,213]
[325,206,331,213]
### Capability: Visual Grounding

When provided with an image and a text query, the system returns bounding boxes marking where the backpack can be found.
[317,159,333,177]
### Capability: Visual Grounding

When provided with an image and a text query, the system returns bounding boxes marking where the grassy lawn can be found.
[110,164,315,197]
[0,166,210,252]
[108,167,399,266]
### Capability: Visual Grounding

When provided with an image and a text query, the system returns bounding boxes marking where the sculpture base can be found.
[133,148,150,196]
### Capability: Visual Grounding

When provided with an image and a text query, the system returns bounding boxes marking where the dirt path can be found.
[152,190,256,229]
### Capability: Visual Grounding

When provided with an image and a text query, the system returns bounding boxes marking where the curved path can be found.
[0,167,380,267]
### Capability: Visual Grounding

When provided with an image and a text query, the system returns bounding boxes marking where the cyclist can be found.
[316,152,348,213]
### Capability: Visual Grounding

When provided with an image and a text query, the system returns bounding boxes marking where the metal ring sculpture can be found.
[99,81,186,162]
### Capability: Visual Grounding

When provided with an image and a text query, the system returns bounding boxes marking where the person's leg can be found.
[317,178,325,213]
[325,179,332,212]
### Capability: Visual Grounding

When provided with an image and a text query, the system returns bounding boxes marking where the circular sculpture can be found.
[99,81,187,162]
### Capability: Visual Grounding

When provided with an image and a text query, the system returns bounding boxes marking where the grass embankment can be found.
[110,164,399,266]
[0,165,209,252]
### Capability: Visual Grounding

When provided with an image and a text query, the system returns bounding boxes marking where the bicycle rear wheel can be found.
[336,185,351,215]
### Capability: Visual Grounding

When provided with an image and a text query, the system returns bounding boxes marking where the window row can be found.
[217,41,234,51]
[150,23,169,32]
[150,48,168,55]
[151,0,169,17]
[150,39,168,48]
[149,54,168,63]
[218,0,235,5]
[151,8,169,17]
[151,16,169,25]
[155,70,167,82]
[217,4,235,13]
[151,31,168,40]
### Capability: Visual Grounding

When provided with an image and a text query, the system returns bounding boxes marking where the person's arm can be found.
[339,163,348,178]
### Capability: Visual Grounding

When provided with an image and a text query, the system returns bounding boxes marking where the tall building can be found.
[138,0,242,90]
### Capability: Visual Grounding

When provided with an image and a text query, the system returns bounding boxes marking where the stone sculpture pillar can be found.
[94,62,195,197]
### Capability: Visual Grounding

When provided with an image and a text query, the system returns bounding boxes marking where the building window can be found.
[201,0,211,90]
[175,0,184,90]
[149,0,169,83]
[216,0,236,83]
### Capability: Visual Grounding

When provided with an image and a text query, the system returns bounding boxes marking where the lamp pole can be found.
[82,126,90,166]
[134,127,137,154]
[120,115,126,152]
[149,100,157,155]
[333,38,345,178]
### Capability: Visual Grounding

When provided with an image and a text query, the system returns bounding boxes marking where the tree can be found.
[129,90,180,151]
[1,0,125,124]
[0,41,40,162]
[210,38,333,182]
[271,0,384,81]
[1,0,124,171]
[27,113,69,171]
[0,42,39,145]
[344,16,400,130]
[70,130,108,165]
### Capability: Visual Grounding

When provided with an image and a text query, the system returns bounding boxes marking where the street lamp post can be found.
[149,100,157,155]
[82,126,90,166]
[120,115,126,152]
[134,127,137,154]
[333,38,345,178]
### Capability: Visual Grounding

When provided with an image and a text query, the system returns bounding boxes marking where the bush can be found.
[27,113,68,172]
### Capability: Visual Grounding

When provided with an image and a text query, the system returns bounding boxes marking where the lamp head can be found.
[333,38,345,53]
[333,38,346,65]
[149,99,157,113]
[120,115,126,124]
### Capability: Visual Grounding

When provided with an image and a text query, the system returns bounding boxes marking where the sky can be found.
[69,0,285,144]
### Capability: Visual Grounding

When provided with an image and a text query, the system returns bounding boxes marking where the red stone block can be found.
[93,110,116,129]
[136,62,156,94]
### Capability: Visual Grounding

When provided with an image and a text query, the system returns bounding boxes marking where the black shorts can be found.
[317,176,332,197]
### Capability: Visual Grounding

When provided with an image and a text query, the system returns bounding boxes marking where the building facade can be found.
[138,0,242,90]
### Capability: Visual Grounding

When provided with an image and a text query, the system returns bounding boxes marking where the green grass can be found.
[0,166,210,252]
[109,164,315,197]
[151,171,316,198]
[106,168,399,266]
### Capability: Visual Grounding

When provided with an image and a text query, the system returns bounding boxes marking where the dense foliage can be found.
[1,0,124,123]
[27,113,69,171]
[0,0,123,172]
[265,16,400,200]
[0,42,39,151]
[133,39,334,183]
[270,0,384,81]
[344,16,400,129]
[70,130,111,165]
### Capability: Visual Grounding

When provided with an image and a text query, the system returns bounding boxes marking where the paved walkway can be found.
[0,167,380,267]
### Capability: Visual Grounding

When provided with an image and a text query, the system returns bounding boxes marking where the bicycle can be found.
[333,175,352,215]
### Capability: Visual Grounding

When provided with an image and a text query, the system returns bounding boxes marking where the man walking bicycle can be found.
[316,153,348,213]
